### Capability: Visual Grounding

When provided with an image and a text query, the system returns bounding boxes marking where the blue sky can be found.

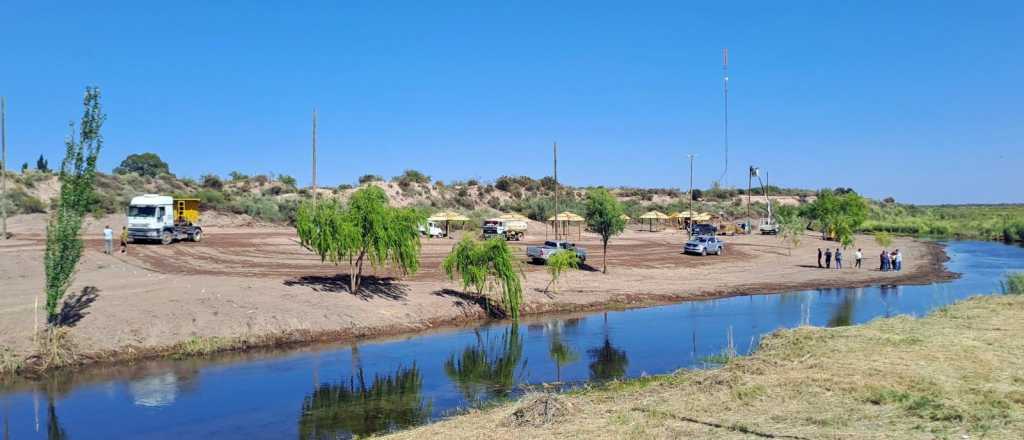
[1,1,1021,204]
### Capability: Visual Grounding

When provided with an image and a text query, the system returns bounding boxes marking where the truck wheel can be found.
[701,248,707,256]
[190,230,203,242]
[717,247,723,256]
[161,231,173,245]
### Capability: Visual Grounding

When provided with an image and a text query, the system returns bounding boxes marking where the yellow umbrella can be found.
[547,211,584,240]
[639,211,669,232]
[428,211,470,238]
[693,213,712,222]
[619,214,631,222]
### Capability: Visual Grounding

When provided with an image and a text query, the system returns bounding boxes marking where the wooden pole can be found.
[311,108,318,199]
[553,141,559,240]
[1,96,7,239]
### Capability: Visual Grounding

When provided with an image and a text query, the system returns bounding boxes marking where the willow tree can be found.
[442,236,524,320]
[295,186,423,293]
[775,205,804,256]
[545,251,579,294]
[44,87,104,325]
[584,188,625,273]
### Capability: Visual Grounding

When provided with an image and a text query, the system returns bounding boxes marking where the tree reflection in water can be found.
[298,364,429,439]
[46,397,67,440]
[443,327,524,403]
[588,313,628,381]
[548,327,579,383]
[827,294,856,327]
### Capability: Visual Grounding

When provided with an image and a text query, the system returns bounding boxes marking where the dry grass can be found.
[381,295,1024,439]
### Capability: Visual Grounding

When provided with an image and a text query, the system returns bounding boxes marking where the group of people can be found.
[817,247,862,269]
[102,225,129,255]
[880,249,903,272]
[816,247,903,272]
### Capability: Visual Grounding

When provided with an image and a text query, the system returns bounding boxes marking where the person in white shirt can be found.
[855,248,863,268]
[102,225,114,254]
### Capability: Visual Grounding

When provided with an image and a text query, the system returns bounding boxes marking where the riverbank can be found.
[381,294,1024,439]
[1,214,952,378]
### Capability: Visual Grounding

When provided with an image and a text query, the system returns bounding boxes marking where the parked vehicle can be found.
[717,221,742,236]
[758,218,779,235]
[482,218,527,241]
[419,221,446,238]
[683,235,725,256]
[526,240,587,264]
[690,223,718,236]
[127,195,202,245]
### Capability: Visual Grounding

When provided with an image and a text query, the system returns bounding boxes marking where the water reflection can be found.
[298,364,429,439]
[546,322,579,382]
[588,314,628,381]
[443,327,524,403]
[46,397,66,440]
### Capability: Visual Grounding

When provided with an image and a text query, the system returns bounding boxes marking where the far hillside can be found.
[2,152,1022,242]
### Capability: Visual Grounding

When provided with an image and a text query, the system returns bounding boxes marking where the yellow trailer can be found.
[174,198,201,226]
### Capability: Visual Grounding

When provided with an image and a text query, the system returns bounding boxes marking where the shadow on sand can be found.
[283,275,409,301]
[55,286,100,327]
[432,288,507,319]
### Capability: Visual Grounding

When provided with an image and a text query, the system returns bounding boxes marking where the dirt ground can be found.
[0,213,950,359]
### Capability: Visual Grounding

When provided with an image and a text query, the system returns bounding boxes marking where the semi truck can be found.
[127,195,203,244]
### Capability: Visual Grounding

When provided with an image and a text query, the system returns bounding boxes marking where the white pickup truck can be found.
[526,240,587,265]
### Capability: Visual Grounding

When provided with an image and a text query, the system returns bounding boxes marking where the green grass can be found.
[859,203,1024,242]
[1004,273,1024,295]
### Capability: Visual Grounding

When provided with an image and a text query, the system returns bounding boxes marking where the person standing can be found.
[824,248,833,269]
[817,248,823,268]
[894,249,903,272]
[855,248,863,269]
[102,225,113,255]
[120,226,129,254]
[835,248,843,270]
[880,249,890,272]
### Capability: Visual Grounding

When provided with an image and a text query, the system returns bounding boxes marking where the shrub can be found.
[3,188,47,214]
[1004,273,1024,295]
[201,174,223,190]
[394,169,430,185]
[279,175,297,188]
[229,171,248,182]
[359,174,383,184]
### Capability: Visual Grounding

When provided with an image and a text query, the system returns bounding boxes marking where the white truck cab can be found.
[127,194,202,244]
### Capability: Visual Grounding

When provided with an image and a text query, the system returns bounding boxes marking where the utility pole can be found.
[553,141,559,240]
[311,108,318,199]
[687,154,695,219]
[747,166,754,234]
[721,48,730,187]
[1,96,7,240]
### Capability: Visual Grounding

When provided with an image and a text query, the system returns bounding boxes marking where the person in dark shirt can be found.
[817,248,823,268]
[825,248,833,269]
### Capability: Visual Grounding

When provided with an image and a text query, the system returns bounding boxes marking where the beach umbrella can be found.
[428,210,470,238]
[547,211,585,240]
[638,211,669,232]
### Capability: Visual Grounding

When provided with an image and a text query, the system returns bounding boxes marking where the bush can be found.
[3,188,47,214]
[393,169,430,186]
[201,174,223,190]
[359,174,383,184]
[229,171,249,182]
[279,175,297,188]
[1003,273,1024,295]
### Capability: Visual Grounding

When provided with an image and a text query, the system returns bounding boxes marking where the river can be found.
[2,241,1022,439]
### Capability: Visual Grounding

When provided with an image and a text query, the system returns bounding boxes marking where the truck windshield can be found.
[128,206,157,217]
